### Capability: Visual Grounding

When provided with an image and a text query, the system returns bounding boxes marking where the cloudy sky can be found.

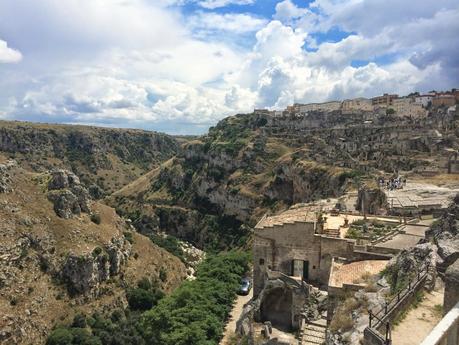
[0,0,458,134]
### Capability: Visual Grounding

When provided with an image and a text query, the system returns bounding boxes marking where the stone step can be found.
[309,319,327,328]
[304,329,325,338]
[302,318,327,345]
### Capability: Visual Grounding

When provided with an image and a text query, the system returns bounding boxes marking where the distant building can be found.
[254,109,273,115]
[371,93,399,107]
[298,101,342,114]
[414,95,434,108]
[452,89,459,102]
[432,94,456,107]
[391,97,427,118]
[341,98,373,114]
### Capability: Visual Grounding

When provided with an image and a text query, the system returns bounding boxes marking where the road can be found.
[220,289,253,345]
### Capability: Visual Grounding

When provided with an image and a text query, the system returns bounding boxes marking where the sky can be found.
[0,0,458,134]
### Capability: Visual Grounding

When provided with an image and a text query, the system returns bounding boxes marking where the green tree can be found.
[46,328,74,345]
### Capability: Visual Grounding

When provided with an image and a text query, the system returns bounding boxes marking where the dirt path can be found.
[391,288,444,345]
[220,290,253,345]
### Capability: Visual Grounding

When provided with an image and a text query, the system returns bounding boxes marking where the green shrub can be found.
[124,231,134,244]
[149,234,184,262]
[92,247,102,257]
[141,251,249,345]
[90,214,101,225]
[72,313,87,328]
[47,328,74,345]
[159,268,167,282]
[126,288,164,311]
[137,277,152,291]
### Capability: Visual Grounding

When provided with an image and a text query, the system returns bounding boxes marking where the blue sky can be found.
[0,0,458,134]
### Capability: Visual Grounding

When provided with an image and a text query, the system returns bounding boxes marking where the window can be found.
[259,258,265,265]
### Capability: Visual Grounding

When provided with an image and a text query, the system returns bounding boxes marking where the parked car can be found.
[238,277,251,295]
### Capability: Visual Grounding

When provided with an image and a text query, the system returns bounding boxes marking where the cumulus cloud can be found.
[0,0,458,133]
[0,39,22,63]
[274,0,309,22]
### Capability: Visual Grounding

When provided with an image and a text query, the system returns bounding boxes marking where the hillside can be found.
[108,110,458,250]
[0,120,181,195]
[0,155,187,345]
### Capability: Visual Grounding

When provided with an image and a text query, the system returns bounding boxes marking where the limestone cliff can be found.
[0,157,187,344]
[108,114,354,249]
[0,120,181,195]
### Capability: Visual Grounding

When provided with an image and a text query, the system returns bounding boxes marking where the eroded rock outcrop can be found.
[0,160,16,193]
[356,186,387,214]
[426,194,459,269]
[61,236,131,295]
[47,169,92,218]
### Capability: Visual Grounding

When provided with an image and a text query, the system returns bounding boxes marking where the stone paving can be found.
[375,222,431,250]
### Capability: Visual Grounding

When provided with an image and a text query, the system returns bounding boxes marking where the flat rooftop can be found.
[256,203,400,239]
[385,182,458,210]
[329,260,389,288]
[255,206,317,229]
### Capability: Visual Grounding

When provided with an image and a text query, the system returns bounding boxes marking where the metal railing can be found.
[367,264,430,344]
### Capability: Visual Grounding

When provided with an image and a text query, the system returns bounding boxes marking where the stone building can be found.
[432,94,456,107]
[391,97,427,118]
[298,101,342,114]
[415,94,434,108]
[253,208,390,298]
[371,93,398,107]
[341,98,373,114]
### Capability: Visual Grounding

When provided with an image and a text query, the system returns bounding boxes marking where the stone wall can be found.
[253,221,358,295]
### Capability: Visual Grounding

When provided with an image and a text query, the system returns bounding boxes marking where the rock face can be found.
[383,242,437,293]
[0,163,187,345]
[356,187,387,214]
[426,195,459,269]
[47,169,92,218]
[61,236,131,295]
[109,114,352,249]
[0,160,15,193]
[0,120,181,194]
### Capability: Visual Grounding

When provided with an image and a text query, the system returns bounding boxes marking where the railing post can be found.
[385,302,388,314]
[409,280,412,290]
[369,311,372,328]
[397,291,400,303]
[386,322,392,345]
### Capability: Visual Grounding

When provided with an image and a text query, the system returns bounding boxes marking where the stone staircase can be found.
[322,227,340,238]
[301,318,327,345]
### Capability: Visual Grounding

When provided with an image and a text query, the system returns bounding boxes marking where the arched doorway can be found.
[260,287,293,331]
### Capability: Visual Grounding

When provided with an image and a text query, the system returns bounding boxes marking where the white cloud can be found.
[188,12,267,34]
[0,0,458,133]
[196,0,255,9]
[0,39,22,63]
[274,0,308,22]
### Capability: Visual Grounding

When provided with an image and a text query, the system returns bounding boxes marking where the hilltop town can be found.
[254,89,459,119]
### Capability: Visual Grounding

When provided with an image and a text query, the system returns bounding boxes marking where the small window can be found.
[259,258,265,265]
[313,265,316,269]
